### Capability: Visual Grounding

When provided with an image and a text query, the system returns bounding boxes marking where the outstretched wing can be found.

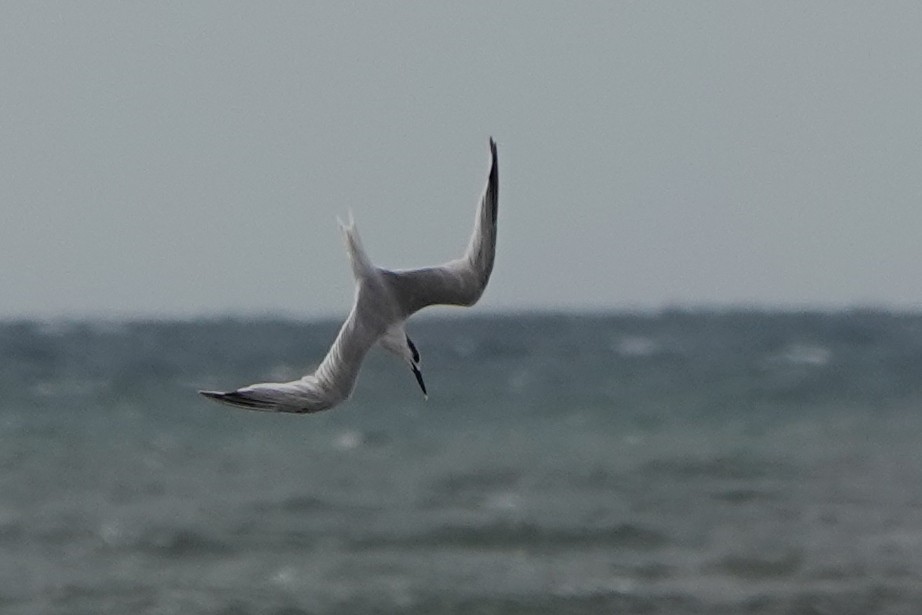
[199,300,380,413]
[382,138,498,317]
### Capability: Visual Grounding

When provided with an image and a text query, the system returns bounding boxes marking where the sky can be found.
[2,2,921,319]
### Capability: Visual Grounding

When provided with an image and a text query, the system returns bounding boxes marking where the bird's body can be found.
[200,139,498,413]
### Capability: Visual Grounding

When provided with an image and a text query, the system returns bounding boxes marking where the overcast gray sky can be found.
[2,2,921,319]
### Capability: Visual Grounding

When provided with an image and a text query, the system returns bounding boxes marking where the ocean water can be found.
[2,311,922,614]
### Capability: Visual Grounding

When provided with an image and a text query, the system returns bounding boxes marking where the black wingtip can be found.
[487,137,498,218]
[199,389,275,410]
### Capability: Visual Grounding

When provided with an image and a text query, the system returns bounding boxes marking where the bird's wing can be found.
[382,138,498,316]
[200,297,381,413]
[311,299,380,400]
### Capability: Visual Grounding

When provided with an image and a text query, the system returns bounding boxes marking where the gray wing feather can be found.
[383,138,499,317]
[200,299,382,414]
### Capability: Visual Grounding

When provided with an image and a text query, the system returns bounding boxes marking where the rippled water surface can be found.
[2,312,921,613]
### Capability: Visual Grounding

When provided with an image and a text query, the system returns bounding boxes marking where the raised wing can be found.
[383,138,498,317]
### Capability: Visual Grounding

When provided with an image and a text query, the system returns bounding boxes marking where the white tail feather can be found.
[338,211,374,279]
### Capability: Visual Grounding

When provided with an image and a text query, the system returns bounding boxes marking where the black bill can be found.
[411,364,428,399]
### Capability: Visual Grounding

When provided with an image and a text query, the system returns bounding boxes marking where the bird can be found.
[199,138,498,413]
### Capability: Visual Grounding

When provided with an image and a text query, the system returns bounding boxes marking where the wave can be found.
[641,454,793,481]
[427,468,523,504]
[353,592,703,615]
[251,494,337,514]
[706,551,803,579]
[709,488,779,504]
[100,526,234,558]
[352,521,670,551]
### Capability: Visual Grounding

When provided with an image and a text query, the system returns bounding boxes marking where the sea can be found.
[1,310,921,614]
